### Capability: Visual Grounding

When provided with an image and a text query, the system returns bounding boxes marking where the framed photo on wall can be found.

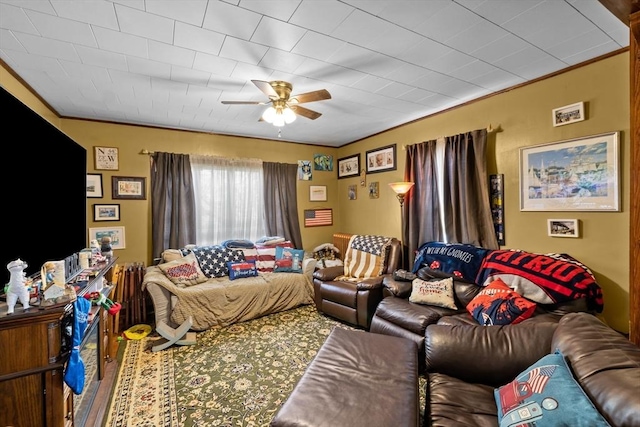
[88,226,126,249]
[112,176,146,200]
[309,185,327,201]
[365,144,397,174]
[87,173,103,198]
[93,204,120,221]
[94,146,119,170]
[547,219,579,238]
[519,131,619,211]
[337,154,360,179]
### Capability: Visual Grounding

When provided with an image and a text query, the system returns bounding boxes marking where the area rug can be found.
[104,305,426,426]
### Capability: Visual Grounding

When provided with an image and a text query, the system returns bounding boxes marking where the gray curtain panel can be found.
[404,140,443,269]
[263,162,303,249]
[150,152,196,260]
[443,129,498,249]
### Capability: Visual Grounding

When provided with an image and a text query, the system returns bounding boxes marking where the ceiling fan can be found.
[221,80,331,126]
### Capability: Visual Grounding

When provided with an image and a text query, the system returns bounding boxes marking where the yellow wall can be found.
[1,52,630,332]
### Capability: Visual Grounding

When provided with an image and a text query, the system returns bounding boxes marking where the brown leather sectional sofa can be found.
[370,267,588,372]
[423,312,640,426]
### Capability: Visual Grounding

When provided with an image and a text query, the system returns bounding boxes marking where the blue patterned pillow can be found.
[494,351,610,427]
[227,261,258,280]
[190,245,244,278]
[412,241,491,283]
[273,246,305,273]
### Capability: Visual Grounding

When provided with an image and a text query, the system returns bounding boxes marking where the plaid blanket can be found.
[336,235,392,280]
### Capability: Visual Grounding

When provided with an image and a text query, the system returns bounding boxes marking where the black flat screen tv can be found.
[1,86,87,283]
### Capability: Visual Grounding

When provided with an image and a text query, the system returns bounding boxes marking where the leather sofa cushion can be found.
[552,313,640,427]
[426,372,498,427]
[375,296,461,335]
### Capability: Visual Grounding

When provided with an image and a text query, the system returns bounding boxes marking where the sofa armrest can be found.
[313,265,344,281]
[355,275,386,291]
[382,276,412,298]
[425,322,558,387]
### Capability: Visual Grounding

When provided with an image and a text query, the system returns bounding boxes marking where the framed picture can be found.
[309,185,327,201]
[298,160,312,180]
[368,182,379,199]
[337,154,360,179]
[348,185,357,200]
[366,144,397,174]
[490,174,505,245]
[547,219,579,238]
[313,154,333,171]
[552,102,585,127]
[93,204,120,221]
[112,176,146,200]
[94,146,119,170]
[87,173,103,198]
[88,226,126,249]
[304,209,333,227]
[519,131,619,211]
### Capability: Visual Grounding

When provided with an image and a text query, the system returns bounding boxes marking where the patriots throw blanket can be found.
[336,235,392,280]
[475,250,604,312]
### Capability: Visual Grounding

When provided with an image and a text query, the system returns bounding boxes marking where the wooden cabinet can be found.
[0,257,118,427]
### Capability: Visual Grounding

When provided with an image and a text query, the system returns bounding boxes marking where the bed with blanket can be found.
[142,239,315,331]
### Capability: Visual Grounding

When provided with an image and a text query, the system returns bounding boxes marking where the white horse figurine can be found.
[6,259,30,314]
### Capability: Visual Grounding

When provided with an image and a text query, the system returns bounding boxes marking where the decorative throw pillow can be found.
[466,278,536,326]
[190,245,245,278]
[412,241,492,282]
[274,246,305,273]
[409,277,458,310]
[227,260,258,280]
[494,351,610,427]
[157,252,208,287]
[255,241,294,273]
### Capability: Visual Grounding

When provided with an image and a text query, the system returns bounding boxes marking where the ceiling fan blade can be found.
[251,80,279,99]
[292,105,322,120]
[221,100,268,105]
[289,89,331,104]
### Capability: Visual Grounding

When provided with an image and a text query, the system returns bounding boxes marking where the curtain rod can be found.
[140,149,154,155]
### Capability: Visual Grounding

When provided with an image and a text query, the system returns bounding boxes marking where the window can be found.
[190,155,266,245]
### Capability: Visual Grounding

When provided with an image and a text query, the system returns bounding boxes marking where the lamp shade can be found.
[388,182,414,195]
[262,106,276,123]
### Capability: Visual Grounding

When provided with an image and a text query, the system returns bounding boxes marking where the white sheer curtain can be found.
[190,155,266,245]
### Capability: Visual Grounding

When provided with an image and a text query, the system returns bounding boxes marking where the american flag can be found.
[526,365,556,394]
[304,209,333,227]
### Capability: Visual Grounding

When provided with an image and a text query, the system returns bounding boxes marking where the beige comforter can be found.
[142,266,315,330]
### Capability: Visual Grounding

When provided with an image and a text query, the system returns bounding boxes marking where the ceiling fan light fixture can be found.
[272,112,286,127]
[283,106,296,124]
[262,106,277,123]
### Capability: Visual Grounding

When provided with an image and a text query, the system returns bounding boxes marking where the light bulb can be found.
[262,106,276,123]
[283,107,296,124]
[272,114,285,127]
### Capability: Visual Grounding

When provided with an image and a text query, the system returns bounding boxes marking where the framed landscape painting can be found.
[519,131,619,211]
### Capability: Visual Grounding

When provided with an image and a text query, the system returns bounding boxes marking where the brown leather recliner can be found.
[312,237,401,329]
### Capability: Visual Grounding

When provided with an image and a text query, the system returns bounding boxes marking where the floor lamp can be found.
[388,182,414,270]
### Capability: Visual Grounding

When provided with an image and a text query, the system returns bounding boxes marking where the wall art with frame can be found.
[112,176,146,200]
[309,185,327,201]
[519,131,619,211]
[93,204,120,222]
[88,226,126,249]
[94,146,119,170]
[547,219,579,238]
[365,144,397,174]
[552,102,585,127]
[337,154,360,179]
[87,173,103,198]
[490,174,505,245]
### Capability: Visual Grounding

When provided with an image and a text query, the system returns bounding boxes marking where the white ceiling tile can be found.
[447,59,497,81]
[108,69,151,87]
[376,81,415,99]
[202,0,261,40]
[398,38,453,68]
[24,9,97,47]
[493,46,547,74]
[228,61,273,83]
[193,51,237,76]
[170,65,211,86]
[58,59,112,85]
[424,50,475,75]
[0,3,39,34]
[251,16,306,51]
[289,0,352,35]
[568,0,629,47]
[148,40,196,68]
[50,0,119,29]
[330,9,391,47]
[470,33,530,63]
[391,62,433,85]
[13,32,79,62]
[292,31,345,61]
[259,48,306,74]
[174,22,225,56]
[397,87,436,103]
[93,26,148,58]
[510,55,566,80]
[417,2,483,42]
[411,70,454,92]
[75,45,128,71]
[127,56,171,80]
[374,0,450,29]
[445,20,508,54]
[294,57,366,87]
[110,0,145,11]
[462,0,544,26]
[144,0,208,26]
[239,0,301,21]
[468,68,524,91]
[114,3,174,44]
[219,36,269,65]
[350,74,392,92]
[436,78,481,99]
[0,29,25,51]
[546,28,613,61]
[562,40,621,66]
[365,25,425,58]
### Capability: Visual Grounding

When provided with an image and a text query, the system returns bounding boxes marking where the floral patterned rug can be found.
[104,305,426,426]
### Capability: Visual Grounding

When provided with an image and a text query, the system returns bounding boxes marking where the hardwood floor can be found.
[83,342,121,427]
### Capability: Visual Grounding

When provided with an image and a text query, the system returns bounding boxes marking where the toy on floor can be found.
[6,259,31,314]
[83,291,121,315]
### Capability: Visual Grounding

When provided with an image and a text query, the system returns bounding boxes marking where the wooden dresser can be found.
[0,257,119,427]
